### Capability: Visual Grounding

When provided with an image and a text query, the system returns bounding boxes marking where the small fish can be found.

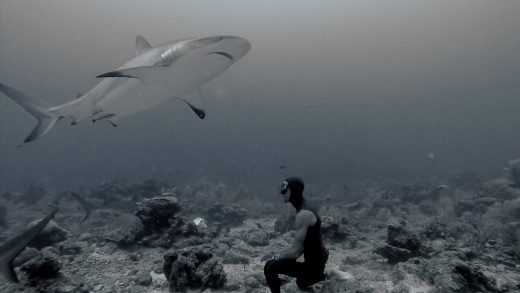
[278,165,287,170]
[256,223,263,229]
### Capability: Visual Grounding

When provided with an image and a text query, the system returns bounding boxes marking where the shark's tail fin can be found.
[0,82,61,143]
[69,191,94,222]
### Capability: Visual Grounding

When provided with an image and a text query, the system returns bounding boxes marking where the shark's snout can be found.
[233,37,251,60]
[215,35,251,62]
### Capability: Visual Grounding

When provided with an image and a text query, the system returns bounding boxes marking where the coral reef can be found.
[1,172,519,293]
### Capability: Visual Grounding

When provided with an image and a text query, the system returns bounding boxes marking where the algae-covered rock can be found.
[206,203,247,227]
[135,196,180,231]
[274,210,295,234]
[28,219,71,249]
[375,218,422,263]
[242,228,269,247]
[321,216,350,241]
[20,247,62,281]
[163,245,226,292]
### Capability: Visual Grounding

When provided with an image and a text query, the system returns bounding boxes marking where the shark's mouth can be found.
[209,51,234,61]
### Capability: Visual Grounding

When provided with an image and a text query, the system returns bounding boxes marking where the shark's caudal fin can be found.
[0,83,61,143]
[0,208,58,283]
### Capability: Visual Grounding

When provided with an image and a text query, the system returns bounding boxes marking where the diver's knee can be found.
[264,259,276,276]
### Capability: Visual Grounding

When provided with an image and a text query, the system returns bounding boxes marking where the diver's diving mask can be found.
[280,181,289,195]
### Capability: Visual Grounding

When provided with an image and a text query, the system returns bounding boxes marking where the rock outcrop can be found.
[163,245,226,292]
[375,218,422,263]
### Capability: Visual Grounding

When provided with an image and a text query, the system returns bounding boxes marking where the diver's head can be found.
[280,177,304,204]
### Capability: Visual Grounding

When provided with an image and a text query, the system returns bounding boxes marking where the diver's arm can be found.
[276,211,315,261]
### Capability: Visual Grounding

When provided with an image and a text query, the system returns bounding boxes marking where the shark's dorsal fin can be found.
[0,208,58,283]
[177,88,206,119]
[136,36,152,56]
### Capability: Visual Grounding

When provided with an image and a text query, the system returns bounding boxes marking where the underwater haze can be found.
[1,0,519,192]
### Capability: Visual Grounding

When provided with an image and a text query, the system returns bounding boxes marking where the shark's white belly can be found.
[93,53,232,120]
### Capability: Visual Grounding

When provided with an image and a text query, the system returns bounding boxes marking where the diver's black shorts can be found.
[264,249,329,290]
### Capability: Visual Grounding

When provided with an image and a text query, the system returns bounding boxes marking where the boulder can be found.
[386,219,421,255]
[375,244,413,263]
[20,247,62,281]
[321,216,350,241]
[274,210,295,234]
[375,218,422,263]
[242,228,269,247]
[163,245,226,292]
[135,196,180,231]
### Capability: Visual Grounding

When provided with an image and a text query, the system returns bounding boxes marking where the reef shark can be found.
[0,208,58,283]
[0,35,251,143]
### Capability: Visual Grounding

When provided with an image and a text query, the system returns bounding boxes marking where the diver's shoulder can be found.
[296,209,317,225]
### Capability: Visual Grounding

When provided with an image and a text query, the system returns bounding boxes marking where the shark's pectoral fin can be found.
[96,66,168,86]
[92,114,118,127]
[177,89,206,119]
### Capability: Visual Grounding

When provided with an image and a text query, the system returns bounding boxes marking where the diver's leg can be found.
[295,263,327,290]
[264,259,301,293]
[296,249,329,289]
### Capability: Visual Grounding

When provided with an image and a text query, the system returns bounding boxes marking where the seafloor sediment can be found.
[0,172,519,293]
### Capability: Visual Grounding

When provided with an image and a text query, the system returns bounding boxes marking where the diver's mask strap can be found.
[280,181,289,195]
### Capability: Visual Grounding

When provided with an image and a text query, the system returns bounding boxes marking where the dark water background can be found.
[1,1,519,193]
